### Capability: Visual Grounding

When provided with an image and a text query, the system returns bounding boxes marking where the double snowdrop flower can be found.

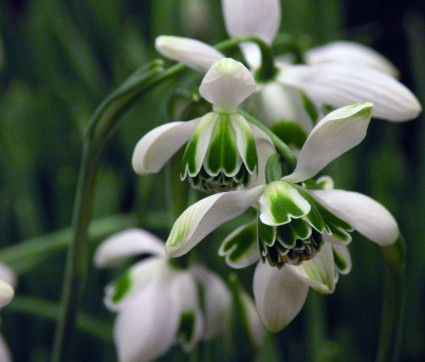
[94,228,232,362]
[132,58,274,192]
[156,0,421,132]
[164,102,400,331]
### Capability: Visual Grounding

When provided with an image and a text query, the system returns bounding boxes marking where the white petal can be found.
[306,41,399,77]
[253,262,308,332]
[222,0,281,67]
[0,263,17,288]
[288,242,336,294]
[312,189,399,245]
[200,58,256,112]
[132,119,200,175]
[190,264,231,339]
[281,63,421,121]
[246,122,276,188]
[284,102,373,183]
[155,36,224,72]
[104,258,169,311]
[245,80,314,131]
[0,280,14,308]
[114,273,182,362]
[94,228,166,268]
[0,334,12,362]
[166,185,265,257]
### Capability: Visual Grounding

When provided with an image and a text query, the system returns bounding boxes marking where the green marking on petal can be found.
[333,247,349,273]
[221,221,257,263]
[260,181,310,225]
[205,113,241,176]
[181,112,216,178]
[231,113,258,173]
[111,271,132,303]
[258,220,276,247]
[178,311,196,345]
[291,218,312,240]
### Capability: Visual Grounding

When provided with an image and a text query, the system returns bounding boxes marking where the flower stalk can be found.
[377,236,406,362]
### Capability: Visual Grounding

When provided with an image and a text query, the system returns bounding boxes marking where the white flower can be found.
[164,102,399,330]
[94,228,231,362]
[155,0,421,128]
[132,58,275,192]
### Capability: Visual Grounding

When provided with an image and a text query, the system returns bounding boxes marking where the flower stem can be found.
[51,60,171,362]
[215,36,278,82]
[239,110,297,172]
[377,236,406,362]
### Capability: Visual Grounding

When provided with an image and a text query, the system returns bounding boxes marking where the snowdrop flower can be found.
[155,0,421,130]
[132,58,274,192]
[94,228,231,362]
[164,102,399,329]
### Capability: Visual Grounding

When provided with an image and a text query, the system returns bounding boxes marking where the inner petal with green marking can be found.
[258,180,353,268]
[181,112,258,193]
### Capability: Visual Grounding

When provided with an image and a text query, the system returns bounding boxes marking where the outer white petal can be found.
[245,80,313,131]
[132,118,201,175]
[0,263,17,288]
[306,41,399,77]
[94,228,166,268]
[200,58,256,112]
[0,280,14,308]
[166,185,264,257]
[190,264,231,339]
[114,273,182,362]
[155,36,224,72]
[222,0,281,68]
[312,189,399,245]
[280,63,421,121]
[0,334,12,362]
[246,122,276,187]
[283,102,373,184]
[288,242,336,294]
[104,258,169,311]
[253,262,309,332]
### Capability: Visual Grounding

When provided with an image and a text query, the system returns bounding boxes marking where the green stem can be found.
[215,36,278,81]
[239,110,297,172]
[306,291,327,362]
[376,236,406,362]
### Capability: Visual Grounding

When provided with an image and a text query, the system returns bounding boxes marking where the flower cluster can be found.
[95,0,421,360]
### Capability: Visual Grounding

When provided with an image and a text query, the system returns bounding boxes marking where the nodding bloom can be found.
[155,0,421,132]
[94,229,232,362]
[132,58,274,192]
[163,102,399,330]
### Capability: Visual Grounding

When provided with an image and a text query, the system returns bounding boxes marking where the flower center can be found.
[258,218,324,267]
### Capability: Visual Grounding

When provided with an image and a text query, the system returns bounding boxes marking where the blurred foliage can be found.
[0,0,424,361]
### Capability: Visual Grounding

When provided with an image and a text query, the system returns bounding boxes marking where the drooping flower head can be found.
[162,102,400,332]
[132,58,274,192]
[94,229,232,362]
